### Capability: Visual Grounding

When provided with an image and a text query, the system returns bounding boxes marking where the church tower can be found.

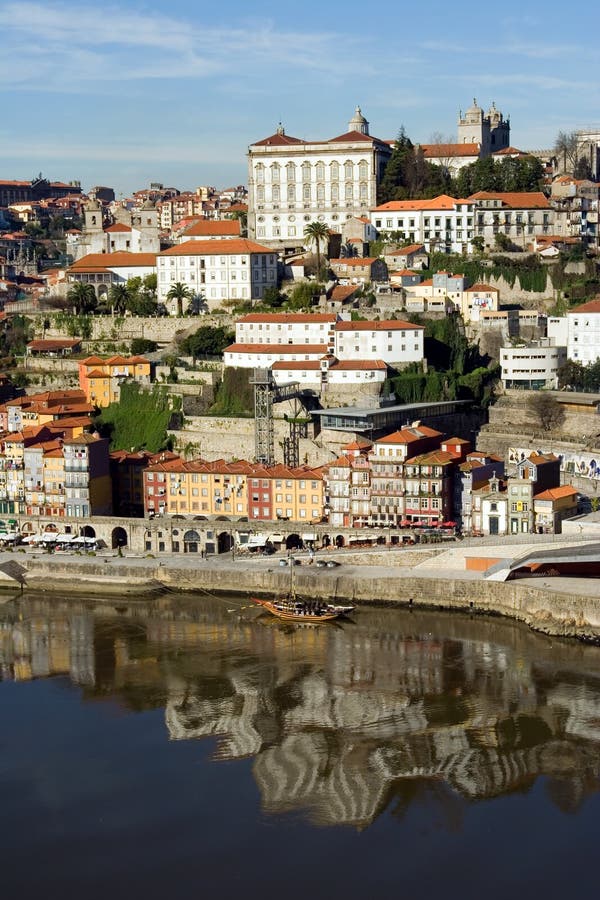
[457,99,510,155]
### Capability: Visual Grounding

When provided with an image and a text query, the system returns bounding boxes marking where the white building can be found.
[567,299,600,364]
[223,314,423,372]
[271,357,387,389]
[156,239,278,311]
[234,313,336,348]
[74,199,160,259]
[370,195,476,254]
[67,252,157,301]
[223,343,328,368]
[247,108,392,252]
[547,316,569,347]
[334,319,423,365]
[500,340,567,389]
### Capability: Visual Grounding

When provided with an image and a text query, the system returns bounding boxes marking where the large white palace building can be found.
[247,108,392,253]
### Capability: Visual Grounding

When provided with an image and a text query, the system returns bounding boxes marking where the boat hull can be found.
[251,597,342,623]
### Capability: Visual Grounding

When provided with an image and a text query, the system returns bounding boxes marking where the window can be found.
[344,161,353,180]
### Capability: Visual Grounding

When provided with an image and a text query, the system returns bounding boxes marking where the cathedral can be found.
[457,99,510,153]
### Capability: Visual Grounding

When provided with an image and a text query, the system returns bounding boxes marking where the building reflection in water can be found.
[1,595,600,827]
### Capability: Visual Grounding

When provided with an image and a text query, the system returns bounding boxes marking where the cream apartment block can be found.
[156,239,278,311]
[470,191,551,247]
[247,109,391,252]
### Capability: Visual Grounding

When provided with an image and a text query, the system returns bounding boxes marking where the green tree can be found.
[178,325,234,358]
[166,281,193,317]
[131,338,158,355]
[108,283,130,315]
[304,221,330,276]
[67,282,97,314]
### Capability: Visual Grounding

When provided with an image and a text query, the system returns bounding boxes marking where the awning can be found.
[268,534,285,543]
[247,535,267,547]
[301,532,317,541]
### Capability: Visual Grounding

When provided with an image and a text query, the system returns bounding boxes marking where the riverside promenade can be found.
[2,536,600,642]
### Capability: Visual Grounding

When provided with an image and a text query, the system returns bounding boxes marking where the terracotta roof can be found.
[183,220,240,237]
[420,143,480,158]
[492,146,528,156]
[372,195,470,212]
[375,426,441,444]
[27,339,81,352]
[238,313,336,324]
[224,343,328,354]
[408,449,460,465]
[330,257,377,267]
[568,298,600,314]
[159,239,273,256]
[252,132,306,147]
[335,318,423,332]
[534,486,579,501]
[343,437,372,450]
[329,285,360,302]
[271,358,386,371]
[328,130,383,144]
[69,252,156,271]
[104,223,132,233]
[386,243,426,256]
[467,191,550,209]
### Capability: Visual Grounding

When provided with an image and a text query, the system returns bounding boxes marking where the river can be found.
[1,592,600,899]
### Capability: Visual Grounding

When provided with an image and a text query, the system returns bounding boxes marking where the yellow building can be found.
[78,355,152,408]
[144,458,325,523]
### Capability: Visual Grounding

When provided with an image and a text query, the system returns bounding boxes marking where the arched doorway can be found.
[335,534,345,548]
[82,525,96,538]
[286,533,302,550]
[183,529,201,553]
[111,527,127,549]
[218,531,233,553]
[321,534,331,548]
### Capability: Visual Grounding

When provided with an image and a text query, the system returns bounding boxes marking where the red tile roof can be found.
[224,343,328,354]
[420,143,480,158]
[568,298,600,314]
[375,426,441,444]
[252,132,306,147]
[159,239,273,256]
[373,194,470,212]
[183,220,240,237]
[335,318,423,332]
[467,191,550,209]
[534,486,579,501]
[238,313,336,324]
[69,252,156,271]
[104,223,132,233]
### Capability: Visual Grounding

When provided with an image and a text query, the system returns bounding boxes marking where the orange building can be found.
[78,355,152,407]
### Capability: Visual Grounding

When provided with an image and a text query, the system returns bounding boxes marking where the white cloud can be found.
[0,2,369,90]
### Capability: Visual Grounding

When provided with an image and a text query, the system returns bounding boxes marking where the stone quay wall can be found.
[8,553,600,643]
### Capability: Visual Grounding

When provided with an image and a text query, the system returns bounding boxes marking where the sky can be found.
[1,0,598,196]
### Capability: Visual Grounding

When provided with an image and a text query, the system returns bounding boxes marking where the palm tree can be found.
[108,283,129,315]
[304,221,330,277]
[166,281,193,317]
[67,281,97,314]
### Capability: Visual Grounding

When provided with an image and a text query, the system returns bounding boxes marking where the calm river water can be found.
[1,592,600,899]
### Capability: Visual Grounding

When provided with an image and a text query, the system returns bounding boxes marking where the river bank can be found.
[2,545,600,643]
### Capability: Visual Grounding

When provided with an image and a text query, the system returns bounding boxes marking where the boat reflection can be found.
[1,594,600,827]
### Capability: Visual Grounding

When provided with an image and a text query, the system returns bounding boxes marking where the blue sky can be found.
[1,0,598,196]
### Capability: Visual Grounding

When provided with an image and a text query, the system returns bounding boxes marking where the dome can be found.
[348,106,369,135]
[141,199,156,210]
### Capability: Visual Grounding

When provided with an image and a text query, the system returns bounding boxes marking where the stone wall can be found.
[33,313,236,346]
[13,551,600,641]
